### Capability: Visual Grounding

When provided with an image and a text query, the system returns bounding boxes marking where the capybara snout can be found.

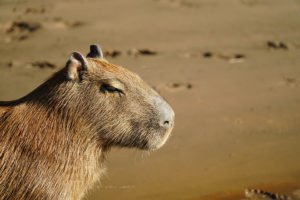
[146,94,175,149]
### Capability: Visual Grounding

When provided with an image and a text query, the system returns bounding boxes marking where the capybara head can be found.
[33,45,174,150]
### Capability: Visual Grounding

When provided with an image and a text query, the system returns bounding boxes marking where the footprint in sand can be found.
[5,21,41,33]
[267,41,288,50]
[156,82,193,92]
[29,61,57,69]
[6,61,22,68]
[182,51,215,58]
[244,189,293,200]
[183,50,246,63]
[91,48,158,59]
[4,21,41,41]
[12,6,50,14]
[293,189,300,199]
[154,0,199,8]
[228,54,246,63]
[279,77,299,88]
[6,61,57,69]
[275,76,299,88]
[202,52,214,58]
[23,7,47,14]
[104,50,122,58]
[240,0,261,6]
[128,48,158,57]
[214,53,246,63]
[46,18,84,30]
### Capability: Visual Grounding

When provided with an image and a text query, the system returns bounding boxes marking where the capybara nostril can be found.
[160,120,170,128]
[160,117,173,129]
[159,103,175,129]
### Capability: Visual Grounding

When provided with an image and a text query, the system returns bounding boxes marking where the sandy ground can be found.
[1,0,300,199]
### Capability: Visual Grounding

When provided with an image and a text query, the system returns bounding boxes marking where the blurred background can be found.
[1,0,300,199]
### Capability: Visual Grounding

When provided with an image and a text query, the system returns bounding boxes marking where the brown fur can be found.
[0,53,174,200]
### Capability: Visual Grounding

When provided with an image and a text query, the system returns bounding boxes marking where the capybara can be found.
[0,45,174,200]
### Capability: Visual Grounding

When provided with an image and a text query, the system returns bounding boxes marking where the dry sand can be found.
[1,0,300,199]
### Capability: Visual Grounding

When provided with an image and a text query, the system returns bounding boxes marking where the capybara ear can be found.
[66,52,89,80]
[86,44,104,59]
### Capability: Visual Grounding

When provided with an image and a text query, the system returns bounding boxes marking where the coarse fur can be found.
[0,46,174,200]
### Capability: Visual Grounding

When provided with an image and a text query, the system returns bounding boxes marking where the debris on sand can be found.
[5,21,41,34]
[30,61,56,69]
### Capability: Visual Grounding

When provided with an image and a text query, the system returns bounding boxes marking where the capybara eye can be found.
[100,83,124,94]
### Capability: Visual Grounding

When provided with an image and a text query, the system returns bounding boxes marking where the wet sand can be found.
[0,0,300,199]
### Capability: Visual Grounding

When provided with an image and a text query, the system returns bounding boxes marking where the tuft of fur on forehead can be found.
[88,58,153,92]
[90,58,136,77]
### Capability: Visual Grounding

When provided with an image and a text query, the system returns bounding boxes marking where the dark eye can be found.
[100,83,124,94]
